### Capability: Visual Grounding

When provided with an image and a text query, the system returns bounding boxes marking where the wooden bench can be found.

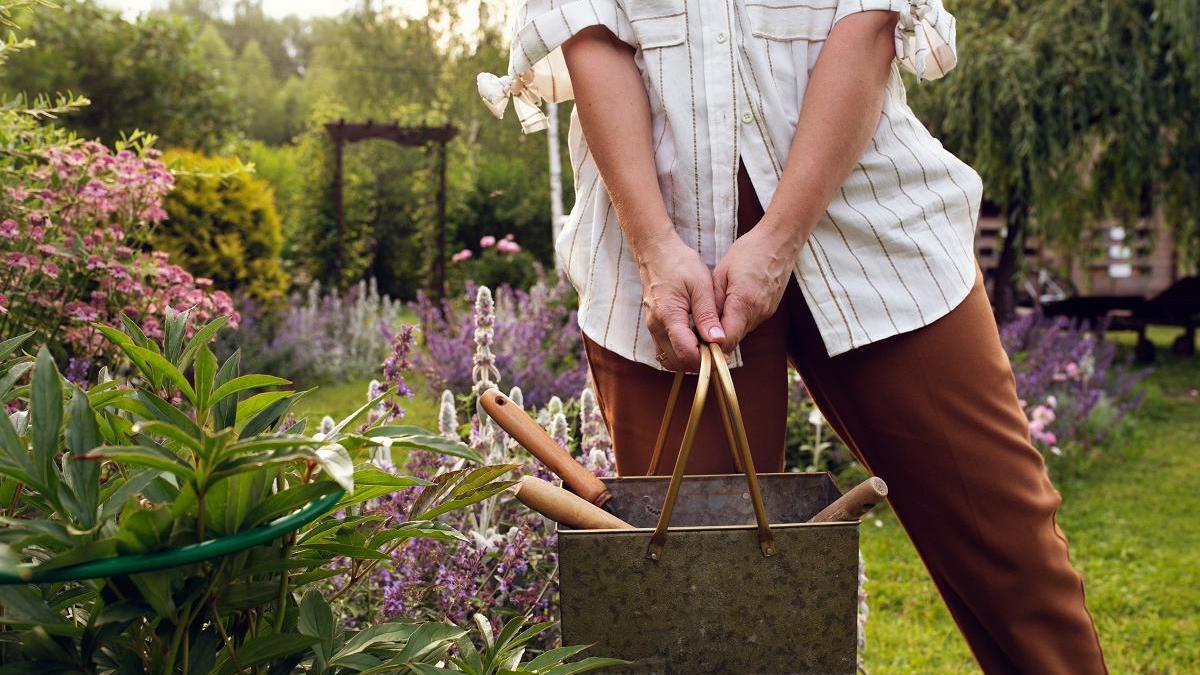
[1042,278,1199,362]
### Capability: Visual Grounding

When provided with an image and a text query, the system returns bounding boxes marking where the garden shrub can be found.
[0,312,618,674]
[159,149,289,304]
[448,234,542,292]
[0,136,236,377]
[229,278,407,385]
[1000,313,1149,465]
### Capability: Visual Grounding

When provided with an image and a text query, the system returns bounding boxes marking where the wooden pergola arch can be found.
[325,119,458,299]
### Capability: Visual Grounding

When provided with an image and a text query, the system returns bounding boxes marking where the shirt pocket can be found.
[626,0,687,49]
[744,0,839,42]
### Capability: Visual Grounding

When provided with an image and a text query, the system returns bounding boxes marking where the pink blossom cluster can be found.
[1,140,237,372]
[451,233,522,263]
[1022,395,1059,451]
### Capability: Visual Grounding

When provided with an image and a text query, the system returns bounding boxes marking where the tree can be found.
[0,0,235,150]
[907,0,1200,317]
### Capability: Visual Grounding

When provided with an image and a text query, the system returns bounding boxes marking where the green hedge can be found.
[159,149,289,303]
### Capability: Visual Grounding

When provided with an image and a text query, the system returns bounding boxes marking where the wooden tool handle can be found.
[514,476,633,530]
[480,388,612,508]
[807,477,889,523]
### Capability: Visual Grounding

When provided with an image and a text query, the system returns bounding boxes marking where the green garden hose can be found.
[0,488,345,585]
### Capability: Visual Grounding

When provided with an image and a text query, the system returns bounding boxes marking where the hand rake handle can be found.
[514,475,633,530]
[807,477,888,523]
[480,387,613,508]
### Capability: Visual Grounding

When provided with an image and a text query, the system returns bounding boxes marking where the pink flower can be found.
[7,252,36,270]
[41,262,60,279]
[37,244,57,257]
[0,219,17,239]
[480,235,496,248]
[451,249,473,262]
[496,239,521,254]
[0,292,7,314]
[86,256,106,270]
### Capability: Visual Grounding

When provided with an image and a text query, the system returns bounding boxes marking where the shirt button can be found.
[716,32,727,43]
[741,112,754,124]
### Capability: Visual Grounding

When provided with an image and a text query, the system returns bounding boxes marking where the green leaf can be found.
[0,360,33,404]
[0,331,34,362]
[178,315,231,372]
[0,408,34,481]
[116,503,173,554]
[524,645,591,671]
[193,344,217,415]
[235,390,292,424]
[82,445,196,481]
[0,587,71,628]
[99,469,163,521]
[212,350,242,431]
[298,589,335,666]
[407,664,462,675]
[213,634,320,675]
[95,324,155,383]
[244,480,341,527]
[63,386,100,528]
[129,345,196,405]
[205,448,316,485]
[409,465,519,521]
[129,419,202,455]
[224,435,323,457]
[353,467,430,489]
[539,657,631,674]
[163,306,190,364]
[367,425,483,464]
[30,348,62,494]
[367,521,466,549]
[135,390,203,439]
[293,543,390,560]
[330,623,421,664]
[369,622,465,671]
[240,389,312,437]
[209,374,290,411]
[119,313,157,353]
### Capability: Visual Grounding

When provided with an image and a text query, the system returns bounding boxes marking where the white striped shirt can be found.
[478,0,983,369]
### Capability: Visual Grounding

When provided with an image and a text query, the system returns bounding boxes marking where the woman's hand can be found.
[635,230,724,372]
[712,222,801,352]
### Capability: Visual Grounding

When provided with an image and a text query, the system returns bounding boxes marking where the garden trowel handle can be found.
[480,388,613,509]
[807,477,889,523]
[514,476,633,530]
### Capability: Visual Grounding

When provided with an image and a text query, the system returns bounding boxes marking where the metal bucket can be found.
[558,345,859,674]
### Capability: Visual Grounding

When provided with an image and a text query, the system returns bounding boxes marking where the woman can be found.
[479,1,1107,672]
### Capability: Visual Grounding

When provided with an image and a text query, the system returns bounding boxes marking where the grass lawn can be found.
[291,374,440,430]
[858,326,1200,673]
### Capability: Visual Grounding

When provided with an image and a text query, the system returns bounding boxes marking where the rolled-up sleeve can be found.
[478,0,636,133]
[833,0,958,81]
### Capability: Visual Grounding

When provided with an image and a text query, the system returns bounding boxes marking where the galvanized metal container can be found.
[558,474,859,674]
[557,345,860,674]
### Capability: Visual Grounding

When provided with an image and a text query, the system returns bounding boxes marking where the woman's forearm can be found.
[562,27,676,261]
[756,11,900,254]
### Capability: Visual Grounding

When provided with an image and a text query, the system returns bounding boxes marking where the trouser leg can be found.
[782,268,1108,674]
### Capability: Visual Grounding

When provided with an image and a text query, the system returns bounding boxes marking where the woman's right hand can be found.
[634,230,725,372]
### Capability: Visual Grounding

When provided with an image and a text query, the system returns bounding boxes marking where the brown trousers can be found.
[583,165,1107,674]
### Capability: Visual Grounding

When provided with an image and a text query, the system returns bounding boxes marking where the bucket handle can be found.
[646,343,776,561]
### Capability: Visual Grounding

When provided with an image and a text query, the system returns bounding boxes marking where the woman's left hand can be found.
[711,223,802,352]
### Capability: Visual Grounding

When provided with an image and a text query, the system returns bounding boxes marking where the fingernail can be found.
[709,326,726,340]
